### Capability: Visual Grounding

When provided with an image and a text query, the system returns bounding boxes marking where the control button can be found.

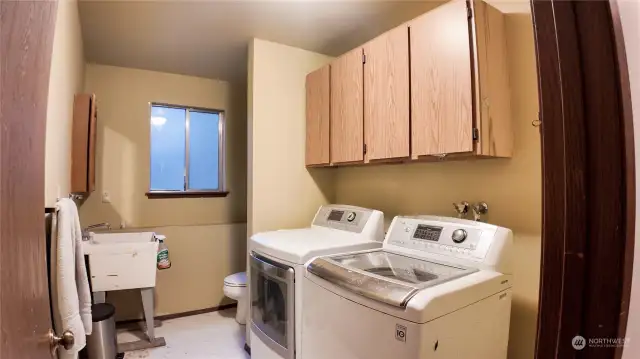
[346,212,357,222]
[452,229,468,243]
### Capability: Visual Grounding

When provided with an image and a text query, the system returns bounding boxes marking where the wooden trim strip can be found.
[116,303,237,327]
[145,191,229,199]
[609,0,637,357]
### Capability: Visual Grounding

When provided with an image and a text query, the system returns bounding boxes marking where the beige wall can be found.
[248,38,335,236]
[81,64,246,227]
[620,0,640,357]
[45,0,85,207]
[81,64,247,318]
[334,15,541,359]
[247,39,335,346]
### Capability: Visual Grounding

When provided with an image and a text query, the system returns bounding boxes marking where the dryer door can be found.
[250,252,295,359]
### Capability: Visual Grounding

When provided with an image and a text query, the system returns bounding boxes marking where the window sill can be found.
[145,191,229,199]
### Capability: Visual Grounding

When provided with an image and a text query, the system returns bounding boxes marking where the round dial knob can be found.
[346,212,357,222]
[451,229,468,243]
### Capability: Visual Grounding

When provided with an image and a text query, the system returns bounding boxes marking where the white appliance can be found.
[302,216,513,359]
[249,205,384,359]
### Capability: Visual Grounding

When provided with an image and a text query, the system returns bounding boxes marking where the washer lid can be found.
[307,250,477,307]
[224,272,247,287]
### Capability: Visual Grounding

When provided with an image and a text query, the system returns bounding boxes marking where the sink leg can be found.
[93,291,106,304]
[141,287,155,341]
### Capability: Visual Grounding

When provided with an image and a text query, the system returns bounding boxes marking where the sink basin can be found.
[90,232,157,245]
[83,232,159,292]
[84,231,157,253]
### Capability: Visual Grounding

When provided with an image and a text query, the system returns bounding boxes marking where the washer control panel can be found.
[386,216,498,261]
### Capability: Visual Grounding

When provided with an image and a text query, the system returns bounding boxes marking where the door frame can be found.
[531,0,635,357]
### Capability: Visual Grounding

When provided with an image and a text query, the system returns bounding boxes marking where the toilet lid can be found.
[224,272,247,287]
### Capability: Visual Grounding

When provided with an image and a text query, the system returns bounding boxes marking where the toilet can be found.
[223,272,247,324]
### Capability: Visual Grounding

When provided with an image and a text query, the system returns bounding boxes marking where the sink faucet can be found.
[82,222,111,241]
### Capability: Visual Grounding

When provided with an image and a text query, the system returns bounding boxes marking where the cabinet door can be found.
[473,0,513,157]
[71,93,97,194]
[410,0,473,157]
[364,25,410,161]
[330,48,364,164]
[305,65,330,166]
[87,94,97,192]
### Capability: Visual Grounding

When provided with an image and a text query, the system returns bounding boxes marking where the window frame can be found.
[146,102,228,199]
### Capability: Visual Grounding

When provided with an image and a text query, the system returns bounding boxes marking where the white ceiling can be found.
[79,0,530,83]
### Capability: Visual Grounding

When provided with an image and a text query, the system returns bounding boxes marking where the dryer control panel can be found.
[312,205,381,235]
[385,216,511,265]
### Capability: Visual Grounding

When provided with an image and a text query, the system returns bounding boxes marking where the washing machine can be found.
[302,215,513,359]
[249,205,384,359]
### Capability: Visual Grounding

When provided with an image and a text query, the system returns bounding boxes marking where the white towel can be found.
[55,198,93,359]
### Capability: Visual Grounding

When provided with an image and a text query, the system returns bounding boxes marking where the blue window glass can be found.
[150,106,186,191]
[188,112,220,190]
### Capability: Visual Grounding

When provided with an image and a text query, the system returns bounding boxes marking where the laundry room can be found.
[24,0,633,358]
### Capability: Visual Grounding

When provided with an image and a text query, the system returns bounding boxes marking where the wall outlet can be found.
[102,190,111,203]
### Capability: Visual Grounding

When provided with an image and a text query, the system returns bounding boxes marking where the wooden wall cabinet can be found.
[304,0,512,167]
[305,65,331,166]
[410,0,512,159]
[71,93,97,194]
[330,48,364,164]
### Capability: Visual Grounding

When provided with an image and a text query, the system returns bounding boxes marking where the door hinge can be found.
[466,2,473,19]
[363,143,367,155]
[472,128,479,141]
[363,52,366,64]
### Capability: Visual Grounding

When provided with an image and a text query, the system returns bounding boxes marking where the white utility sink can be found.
[83,232,159,292]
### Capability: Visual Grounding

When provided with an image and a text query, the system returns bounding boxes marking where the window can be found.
[147,103,227,198]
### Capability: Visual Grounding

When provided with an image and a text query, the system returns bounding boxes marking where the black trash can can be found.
[86,303,118,359]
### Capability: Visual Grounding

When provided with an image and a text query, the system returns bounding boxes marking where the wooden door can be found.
[330,48,364,164]
[305,65,330,166]
[364,25,410,161]
[0,0,58,357]
[410,0,474,157]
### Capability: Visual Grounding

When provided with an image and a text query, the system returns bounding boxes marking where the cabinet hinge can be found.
[466,2,473,19]
[363,143,367,155]
[472,128,479,141]
[363,53,366,64]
